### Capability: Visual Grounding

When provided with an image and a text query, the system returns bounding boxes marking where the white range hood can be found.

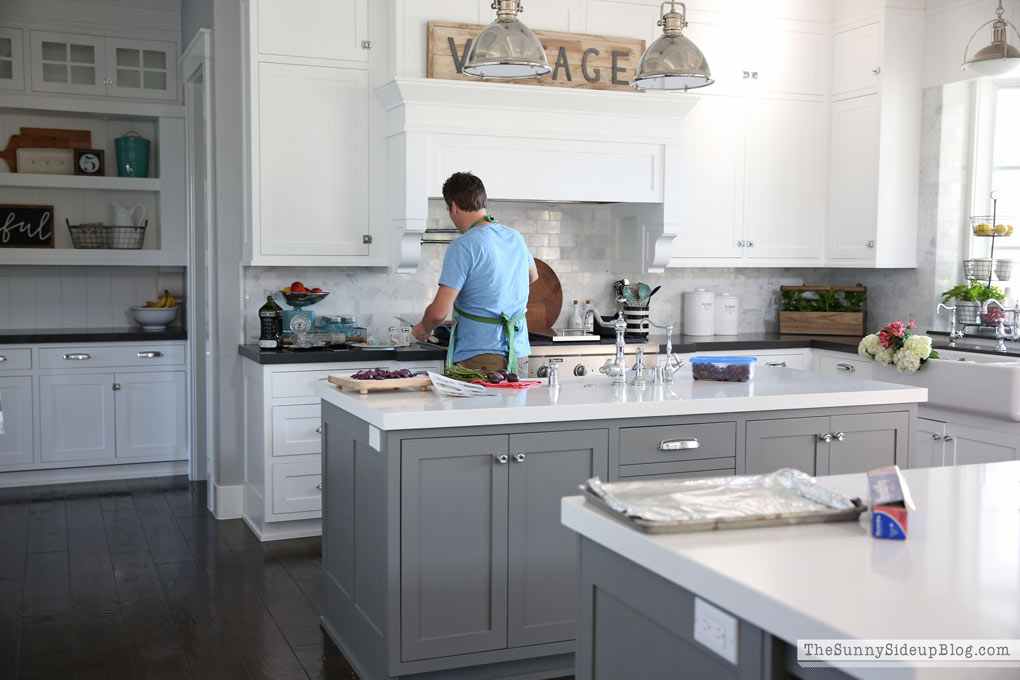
[375,77,697,272]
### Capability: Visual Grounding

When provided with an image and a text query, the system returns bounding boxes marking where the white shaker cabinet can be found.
[114,371,187,459]
[825,10,923,267]
[253,63,370,258]
[104,37,178,100]
[256,0,369,63]
[0,376,33,466]
[40,373,117,463]
[0,27,25,91]
[913,417,947,469]
[945,423,1020,466]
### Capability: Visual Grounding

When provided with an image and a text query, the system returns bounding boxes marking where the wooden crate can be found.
[779,286,866,336]
[328,374,431,395]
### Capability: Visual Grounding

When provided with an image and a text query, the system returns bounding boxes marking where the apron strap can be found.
[448,305,526,375]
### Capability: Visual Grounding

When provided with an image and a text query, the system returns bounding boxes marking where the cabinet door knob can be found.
[112,383,121,391]
[743,71,750,79]
[512,453,526,463]
[315,426,322,434]
[943,435,954,442]
[932,434,943,441]
[495,454,509,465]
[836,363,855,372]
[819,433,833,443]
[315,482,322,490]
[737,240,745,247]
[0,355,6,362]
[746,240,754,247]
[659,438,699,451]
[751,71,759,79]
[866,240,875,248]
[872,67,881,75]
[834,432,846,442]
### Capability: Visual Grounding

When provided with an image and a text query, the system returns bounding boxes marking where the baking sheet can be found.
[583,469,865,534]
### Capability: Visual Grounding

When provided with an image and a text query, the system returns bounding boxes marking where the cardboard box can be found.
[867,466,916,540]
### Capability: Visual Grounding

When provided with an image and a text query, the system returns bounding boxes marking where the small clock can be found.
[74,149,105,176]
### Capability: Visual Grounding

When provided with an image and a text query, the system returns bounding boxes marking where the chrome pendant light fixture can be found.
[963,0,1020,77]
[631,1,712,91]
[462,0,551,79]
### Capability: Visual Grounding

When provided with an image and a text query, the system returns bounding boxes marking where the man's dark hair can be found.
[442,172,487,212]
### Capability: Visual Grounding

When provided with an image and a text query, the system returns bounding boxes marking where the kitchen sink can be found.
[872,349,1020,421]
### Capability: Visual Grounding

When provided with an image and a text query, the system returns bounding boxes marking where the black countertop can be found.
[239,333,863,365]
[928,330,1020,358]
[0,327,187,344]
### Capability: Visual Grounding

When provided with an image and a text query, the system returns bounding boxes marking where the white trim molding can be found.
[376,77,697,273]
[210,482,244,519]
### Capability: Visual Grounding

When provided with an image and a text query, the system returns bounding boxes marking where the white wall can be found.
[181,0,212,46]
[923,0,1020,88]
[0,0,181,40]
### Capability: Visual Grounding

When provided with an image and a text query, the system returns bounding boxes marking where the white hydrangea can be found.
[858,334,882,359]
[903,334,932,360]
[893,348,922,374]
[876,347,896,366]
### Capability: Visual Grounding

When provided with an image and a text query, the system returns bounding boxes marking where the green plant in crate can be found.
[781,284,867,313]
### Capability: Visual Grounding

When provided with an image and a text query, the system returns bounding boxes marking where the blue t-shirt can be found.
[438,222,534,362]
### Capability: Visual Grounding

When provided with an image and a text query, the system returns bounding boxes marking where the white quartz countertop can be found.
[561,462,1020,680]
[317,367,926,430]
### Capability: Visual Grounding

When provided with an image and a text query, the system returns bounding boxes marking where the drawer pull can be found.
[113,383,121,391]
[315,426,322,434]
[836,363,855,372]
[315,482,322,490]
[659,438,699,451]
[63,353,90,360]
[766,361,787,367]
[137,351,163,358]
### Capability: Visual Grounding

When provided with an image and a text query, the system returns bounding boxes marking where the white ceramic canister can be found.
[714,293,740,335]
[684,288,715,336]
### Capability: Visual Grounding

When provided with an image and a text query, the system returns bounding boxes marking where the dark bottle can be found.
[258,295,283,349]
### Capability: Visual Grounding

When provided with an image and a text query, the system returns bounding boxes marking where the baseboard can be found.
[0,460,188,488]
[243,515,322,542]
[210,482,243,519]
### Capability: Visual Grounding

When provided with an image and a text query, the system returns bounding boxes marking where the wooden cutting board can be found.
[0,128,92,172]
[328,374,432,395]
[527,258,562,330]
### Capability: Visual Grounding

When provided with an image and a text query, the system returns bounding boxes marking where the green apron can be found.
[444,216,527,375]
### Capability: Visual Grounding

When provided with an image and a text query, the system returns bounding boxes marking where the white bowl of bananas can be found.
[130,290,178,330]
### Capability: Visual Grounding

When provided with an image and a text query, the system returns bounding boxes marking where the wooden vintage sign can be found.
[0,204,55,248]
[427,21,645,92]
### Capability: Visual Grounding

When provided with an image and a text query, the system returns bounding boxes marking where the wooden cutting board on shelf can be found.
[526,258,563,330]
[0,128,92,172]
[328,374,432,395]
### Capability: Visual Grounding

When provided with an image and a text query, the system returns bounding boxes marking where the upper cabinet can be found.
[243,0,386,266]
[29,30,177,100]
[0,27,25,91]
[825,9,924,267]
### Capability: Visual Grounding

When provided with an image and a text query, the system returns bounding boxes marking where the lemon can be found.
[995,224,1007,235]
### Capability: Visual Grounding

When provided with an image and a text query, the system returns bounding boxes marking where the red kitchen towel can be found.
[469,380,543,390]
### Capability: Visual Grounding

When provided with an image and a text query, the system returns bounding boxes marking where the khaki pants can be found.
[459,354,530,377]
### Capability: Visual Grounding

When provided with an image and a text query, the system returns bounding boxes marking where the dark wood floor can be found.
[0,475,358,680]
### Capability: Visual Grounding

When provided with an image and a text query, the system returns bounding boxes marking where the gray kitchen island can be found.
[316,368,926,680]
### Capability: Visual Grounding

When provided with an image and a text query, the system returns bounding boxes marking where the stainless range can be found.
[526,342,659,379]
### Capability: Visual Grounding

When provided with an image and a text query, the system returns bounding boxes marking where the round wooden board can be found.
[527,259,563,330]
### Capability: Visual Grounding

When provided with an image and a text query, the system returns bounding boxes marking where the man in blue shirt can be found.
[412,172,538,376]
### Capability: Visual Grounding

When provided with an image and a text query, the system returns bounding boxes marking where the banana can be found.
[143,291,175,308]
[144,299,161,308]
[163,290,175,308]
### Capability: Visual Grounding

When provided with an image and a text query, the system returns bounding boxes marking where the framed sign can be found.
[74,149,105,176]
[427,21,645,92]
[0,204,55,248]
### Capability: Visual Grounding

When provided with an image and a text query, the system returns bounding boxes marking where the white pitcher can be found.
[110,202,146,227]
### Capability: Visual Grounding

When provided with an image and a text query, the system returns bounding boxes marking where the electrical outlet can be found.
[693,597,738,665]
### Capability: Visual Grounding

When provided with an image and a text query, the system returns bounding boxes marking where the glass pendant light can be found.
[462,1,551,79]
[631,1,713,91]
[963,0,1020,77]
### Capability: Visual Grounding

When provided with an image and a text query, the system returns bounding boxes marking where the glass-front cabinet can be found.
[0,26,25,90]
[28,30,176,100]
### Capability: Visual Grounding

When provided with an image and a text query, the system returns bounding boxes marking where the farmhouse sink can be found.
[872,349,1020,421]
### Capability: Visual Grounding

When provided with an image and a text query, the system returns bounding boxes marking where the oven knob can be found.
[574,364,587,376]
[536,365,549,378]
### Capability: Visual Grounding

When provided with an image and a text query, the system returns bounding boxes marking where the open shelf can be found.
[0,248,185,266]
[0,173,160,191]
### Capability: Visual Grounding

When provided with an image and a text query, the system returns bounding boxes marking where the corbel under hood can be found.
[376,77,697,272]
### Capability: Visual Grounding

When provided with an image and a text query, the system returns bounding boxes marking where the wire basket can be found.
[66,220,107,249]
[964,258,994,279]
[106,221,147,249]
[996,259,1014,281]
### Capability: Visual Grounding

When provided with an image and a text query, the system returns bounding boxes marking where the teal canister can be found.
[114,131,151,178]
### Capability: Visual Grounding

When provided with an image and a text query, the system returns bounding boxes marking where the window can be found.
[972,79,1020,269]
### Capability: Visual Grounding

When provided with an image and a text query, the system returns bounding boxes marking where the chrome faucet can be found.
[937,303,964,345]
[983,300,1020,352]
[598,313,629,385]
[644,320,685,384]
[631,347,648,387]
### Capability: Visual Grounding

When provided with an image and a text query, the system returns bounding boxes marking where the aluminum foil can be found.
[585,469,855,523]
